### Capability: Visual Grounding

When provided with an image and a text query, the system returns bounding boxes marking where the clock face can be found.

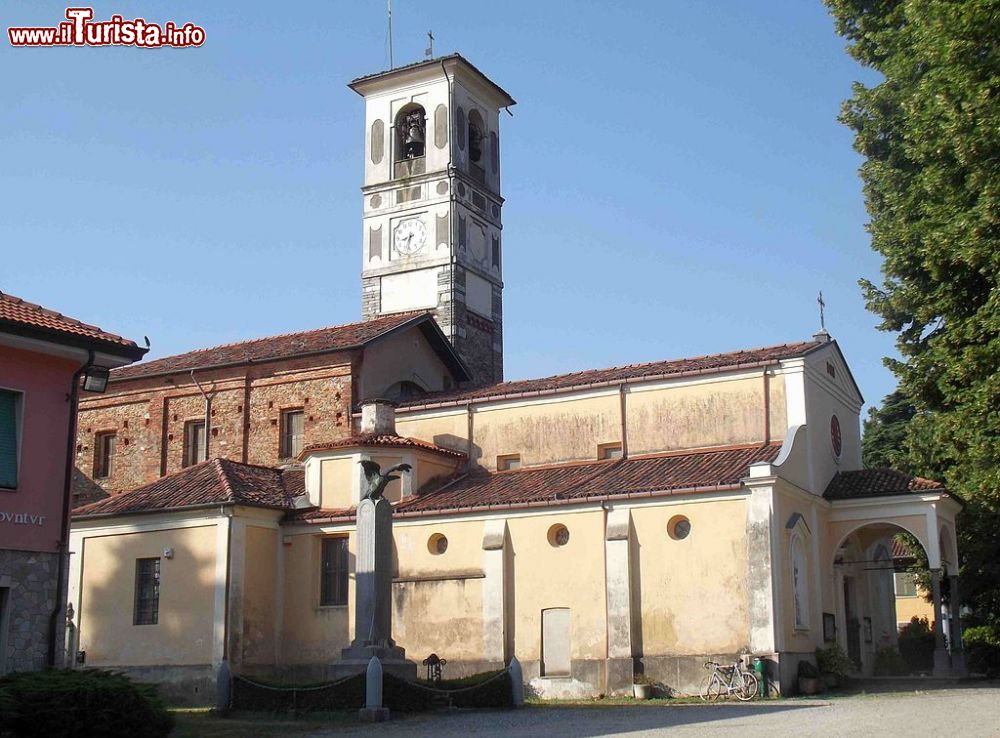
[393,218,427,256]
[831,415,842,458]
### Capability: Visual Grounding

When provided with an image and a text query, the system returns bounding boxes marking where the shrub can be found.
[0,668,173,738]
[873,646,908,676]
[964,626,1000,677]
[815,645,853,678]
[797,660,819,679]
[898,616,936,673]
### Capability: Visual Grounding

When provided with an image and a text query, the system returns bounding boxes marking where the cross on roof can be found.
[817,291,826,330]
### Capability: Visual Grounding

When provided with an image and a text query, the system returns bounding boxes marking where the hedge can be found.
[964,626,1000,677]
[0,669,174,738]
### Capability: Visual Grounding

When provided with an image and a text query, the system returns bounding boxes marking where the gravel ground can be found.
[304,686,1000,738]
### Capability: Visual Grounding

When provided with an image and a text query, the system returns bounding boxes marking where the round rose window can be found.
[830,415,842,458]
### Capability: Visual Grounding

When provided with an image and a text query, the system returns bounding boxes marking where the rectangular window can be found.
[0,390,21,489]
[497,454,521,471]
[133,558,160,625]
[894,572,918,597]
[598,442,623,460]
[320,537,349,607]
[281,409,305,460]
[95,432,117,479]
[183,420,206,467]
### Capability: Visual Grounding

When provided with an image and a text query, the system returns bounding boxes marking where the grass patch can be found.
[169,708,360,738]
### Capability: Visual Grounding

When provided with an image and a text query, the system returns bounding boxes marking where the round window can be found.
[668,515,691,541]
[547,524,570,547]
[830,415,843,458]
[428,533,448,555]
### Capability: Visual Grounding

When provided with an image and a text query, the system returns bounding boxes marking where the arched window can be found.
[395,105,426,161]
[791,535,810,630]
[381,380,427,402]
[467,109,485,164]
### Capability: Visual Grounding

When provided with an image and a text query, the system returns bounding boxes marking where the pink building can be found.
[0,291,145,673]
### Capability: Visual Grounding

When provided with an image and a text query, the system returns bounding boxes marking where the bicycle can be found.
[699,655,759,701]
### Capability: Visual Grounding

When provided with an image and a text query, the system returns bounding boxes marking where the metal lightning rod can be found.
[387,0,394,69]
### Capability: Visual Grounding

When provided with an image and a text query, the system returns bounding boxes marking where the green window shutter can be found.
[0,391,18,488]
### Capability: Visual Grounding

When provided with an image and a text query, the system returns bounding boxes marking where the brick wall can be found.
[75,352,357,501]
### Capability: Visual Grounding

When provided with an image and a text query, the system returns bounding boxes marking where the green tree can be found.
[826,0,1000,627]
[862,389,916,469]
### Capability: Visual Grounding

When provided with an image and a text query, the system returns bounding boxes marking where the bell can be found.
[403,123,424,159]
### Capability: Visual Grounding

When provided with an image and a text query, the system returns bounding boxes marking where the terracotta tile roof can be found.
[824,468,945,501]
[292,443,781,522]
[891,537,918,561]
[0,290,145,357]
[299,433,466,460]
[110,312,428,381]
[72,459,304,518]
[399,341,822,409]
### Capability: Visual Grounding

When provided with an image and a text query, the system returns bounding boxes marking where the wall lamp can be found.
[82,366,111,394]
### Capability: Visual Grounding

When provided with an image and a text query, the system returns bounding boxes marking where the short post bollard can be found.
[359,656,390,722]
[509,656,524,707]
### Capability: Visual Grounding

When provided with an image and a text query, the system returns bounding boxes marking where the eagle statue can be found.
[359,460,412,501]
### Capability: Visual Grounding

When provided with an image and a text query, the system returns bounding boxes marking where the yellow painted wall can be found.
[79,525,217,666]
[394,519,486,662]
[632,500,750,654]
[320,457,355,509]
[507,510,607,661]
[281,532,354,664]
[628,377,775,456]
[395,410,467,456]
[242,525,278,665]
[773,487,820,652]
[397,373,786,471]
[895,589,934,626]
[472,395,621,470]
[371,453,404,502]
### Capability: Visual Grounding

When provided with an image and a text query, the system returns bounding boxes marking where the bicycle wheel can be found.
[701,673,724,702]
[736,672,759,701]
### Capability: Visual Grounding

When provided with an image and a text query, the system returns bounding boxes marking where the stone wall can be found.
[0,549,62,674]
[75,353,355,500]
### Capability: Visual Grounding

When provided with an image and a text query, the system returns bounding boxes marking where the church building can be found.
[67,56,966,703]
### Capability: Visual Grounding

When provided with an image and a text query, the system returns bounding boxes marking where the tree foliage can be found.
[827,0,1000,626]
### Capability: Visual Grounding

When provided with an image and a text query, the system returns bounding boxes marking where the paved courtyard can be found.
[304,686,1000,738]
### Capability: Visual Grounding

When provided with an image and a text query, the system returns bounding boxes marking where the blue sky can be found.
[1,2,893,413]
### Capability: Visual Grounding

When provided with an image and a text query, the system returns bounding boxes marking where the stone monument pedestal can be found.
[332,495,416,681]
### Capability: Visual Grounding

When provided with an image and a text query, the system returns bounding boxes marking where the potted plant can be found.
[797,660,822,695]
[815,645,853,688]
[632,673,654,700]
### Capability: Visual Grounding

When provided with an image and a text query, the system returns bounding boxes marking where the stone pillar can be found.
[930,569,951,676]
[344,497,400,656]
[949,574,968,676]
[481,519,508,666]
[604,507,634,696]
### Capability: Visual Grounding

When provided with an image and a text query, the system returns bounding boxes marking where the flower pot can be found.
[798,677,821,695]
[633,683,653,700]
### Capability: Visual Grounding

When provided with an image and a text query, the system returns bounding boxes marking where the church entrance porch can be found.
[826,495,965,678]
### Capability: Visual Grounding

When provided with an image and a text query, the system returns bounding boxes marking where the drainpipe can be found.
[48,349,94,666]
[441,59,461,370]
[618,383,629,459]
[191,370,211,461]
[465,402,475,470]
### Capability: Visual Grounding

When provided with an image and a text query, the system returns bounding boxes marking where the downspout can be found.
[465,402,475,471]
[763,369,771,445]
[222,504,232,662]
[618,383,629,459]
[600,500,610,694]
[441,59,460,378]
[191,370,211,460]
[48,349,94,666]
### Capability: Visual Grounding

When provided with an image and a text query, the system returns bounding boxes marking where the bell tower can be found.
[350,55,515,386]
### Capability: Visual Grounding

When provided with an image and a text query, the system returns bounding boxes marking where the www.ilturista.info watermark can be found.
[8,8,205,48]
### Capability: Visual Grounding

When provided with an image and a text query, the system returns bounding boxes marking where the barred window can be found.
[133,558,160,625]
[320,537,349,607]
